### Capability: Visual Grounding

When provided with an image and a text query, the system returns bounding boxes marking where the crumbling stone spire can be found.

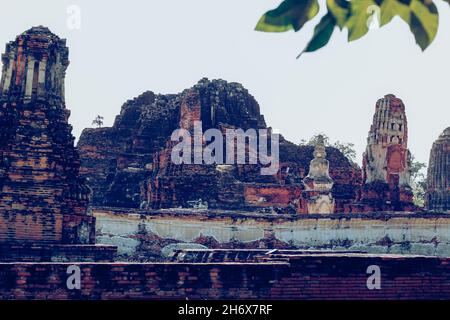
[0,27,94,244]
[302,135,335,213]
[360,94,414,211]
[425,127,449,212]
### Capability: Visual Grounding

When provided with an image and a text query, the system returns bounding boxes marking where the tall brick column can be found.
[346,94,416,212]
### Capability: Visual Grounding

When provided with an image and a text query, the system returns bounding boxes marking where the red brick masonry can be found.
[1,253,449,300]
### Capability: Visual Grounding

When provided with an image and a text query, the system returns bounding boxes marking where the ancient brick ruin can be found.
[0,27,115,261]
[78,79,361,213]
[78,86,431,215]
[346,94,416,212]
[0,26,449,301]
[426,127,449,211]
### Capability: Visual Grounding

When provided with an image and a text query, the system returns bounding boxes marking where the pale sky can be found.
[0,0,449,167]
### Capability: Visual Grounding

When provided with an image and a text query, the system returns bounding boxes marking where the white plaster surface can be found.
[94,211,450,258]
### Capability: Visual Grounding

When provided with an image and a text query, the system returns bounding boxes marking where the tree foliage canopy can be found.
[409,154,427,207]
[255,0,449,57]
[92,115,104,128]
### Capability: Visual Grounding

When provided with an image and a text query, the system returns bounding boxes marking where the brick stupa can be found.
[425,127,449,212]
[347,94,416,212]
[0,27,115,261]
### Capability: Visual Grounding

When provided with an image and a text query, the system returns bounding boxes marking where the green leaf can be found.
[256,0,443,56]
[409,0,439,50]
[346,0,377,41]
[298,13,337,57]
[326,0,350,29]
[380,0,411,26]
[255,0,320,33]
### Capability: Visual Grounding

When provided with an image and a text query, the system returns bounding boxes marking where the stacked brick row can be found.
[0,254,449,299]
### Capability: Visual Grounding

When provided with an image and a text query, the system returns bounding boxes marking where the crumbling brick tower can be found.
[425,127,449,212]
[358,94,415,211]
[0,27,95,245]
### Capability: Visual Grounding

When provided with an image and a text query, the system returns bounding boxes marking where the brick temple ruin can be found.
[78,79,363,213]
[0,26,116,261]
[0,27,449,300]
[78,88,423,214]
[82,87,448,260]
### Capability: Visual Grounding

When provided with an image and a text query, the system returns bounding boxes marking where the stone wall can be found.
[93,207,450,260]
[1,254,449,299]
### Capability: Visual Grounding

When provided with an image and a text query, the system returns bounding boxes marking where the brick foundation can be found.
[0,244,116,262]
[0,254,449,300]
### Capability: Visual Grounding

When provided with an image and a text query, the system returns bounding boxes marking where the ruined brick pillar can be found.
[425,127,449,212]
[359,94,414,211]
[0,26,95,245]
[302,135,335,214]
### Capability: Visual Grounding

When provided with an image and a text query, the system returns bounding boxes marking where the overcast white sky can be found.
[0,0,449,166]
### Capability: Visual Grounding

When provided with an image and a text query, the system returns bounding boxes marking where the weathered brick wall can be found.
[0,244,117,262]
[0,211,95,245]
[0,254,449,300]
[93,207,450,260]
[244,185,302,209]
[0,211,63,243]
